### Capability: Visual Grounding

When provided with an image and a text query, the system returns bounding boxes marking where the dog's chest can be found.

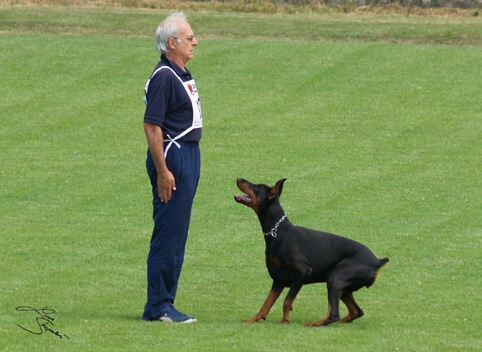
[264,242,296,282]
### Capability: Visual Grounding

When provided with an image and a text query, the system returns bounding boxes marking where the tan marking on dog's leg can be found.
[243,287,283,323]
[339,301,357,322]
[279,299,294,324]
[339,292,364,323]
[304,304,332,327]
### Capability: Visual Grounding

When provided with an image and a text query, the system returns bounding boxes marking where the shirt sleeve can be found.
[143,69,172,126]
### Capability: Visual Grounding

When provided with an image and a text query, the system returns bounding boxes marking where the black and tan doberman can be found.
[234,178,388,326]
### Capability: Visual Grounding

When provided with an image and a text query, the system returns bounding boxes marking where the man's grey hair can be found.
[155,12,188,54]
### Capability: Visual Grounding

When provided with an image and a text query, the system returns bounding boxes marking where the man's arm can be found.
[144,122,176,203]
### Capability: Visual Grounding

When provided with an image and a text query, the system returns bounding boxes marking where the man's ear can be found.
[168,37,177,50]
[268,178,287,200]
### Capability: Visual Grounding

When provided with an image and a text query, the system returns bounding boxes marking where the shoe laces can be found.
[167,307,189,319]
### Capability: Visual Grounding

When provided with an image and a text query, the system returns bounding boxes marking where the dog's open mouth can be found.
[235,194,252,205]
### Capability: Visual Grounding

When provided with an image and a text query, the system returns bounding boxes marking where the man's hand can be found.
[157,169,176,203]
[144,122,176,203]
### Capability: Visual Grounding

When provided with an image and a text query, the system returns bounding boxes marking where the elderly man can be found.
[142,12,201,324]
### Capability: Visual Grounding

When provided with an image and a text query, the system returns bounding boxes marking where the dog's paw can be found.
[242,316,265,323]
[304,320,325,327]
[242,319,256,323]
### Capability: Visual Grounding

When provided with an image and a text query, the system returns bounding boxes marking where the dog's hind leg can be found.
[304,284,343,327]
[243,282,284,323]
[304,303,332,327]
[339,291,364,323]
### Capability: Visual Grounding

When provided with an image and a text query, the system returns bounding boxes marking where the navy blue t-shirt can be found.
[144,55,202,142]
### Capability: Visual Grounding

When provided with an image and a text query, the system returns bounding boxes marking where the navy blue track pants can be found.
[143,141,200,321]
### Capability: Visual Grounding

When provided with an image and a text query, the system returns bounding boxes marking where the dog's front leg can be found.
[280,278,304,324]
[243,282,284,323]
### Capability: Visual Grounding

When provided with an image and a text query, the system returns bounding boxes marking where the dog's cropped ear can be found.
[268,178,287,200]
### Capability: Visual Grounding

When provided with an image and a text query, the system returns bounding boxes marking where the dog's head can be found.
[234,178,286,215]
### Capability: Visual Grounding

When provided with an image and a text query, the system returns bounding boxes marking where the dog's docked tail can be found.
[379,257,389,268]
[367,257,389,288]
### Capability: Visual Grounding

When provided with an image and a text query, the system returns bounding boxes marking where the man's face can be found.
[172,20,198,66]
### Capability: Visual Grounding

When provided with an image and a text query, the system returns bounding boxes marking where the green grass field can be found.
[1,6,481,351]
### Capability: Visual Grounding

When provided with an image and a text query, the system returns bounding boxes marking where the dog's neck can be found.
[258,203,288,237]
[262,213,287,238]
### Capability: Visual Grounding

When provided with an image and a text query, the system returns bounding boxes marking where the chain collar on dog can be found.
[263,214,287,238]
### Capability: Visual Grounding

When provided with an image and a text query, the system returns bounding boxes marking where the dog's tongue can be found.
[235,195,251,204]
